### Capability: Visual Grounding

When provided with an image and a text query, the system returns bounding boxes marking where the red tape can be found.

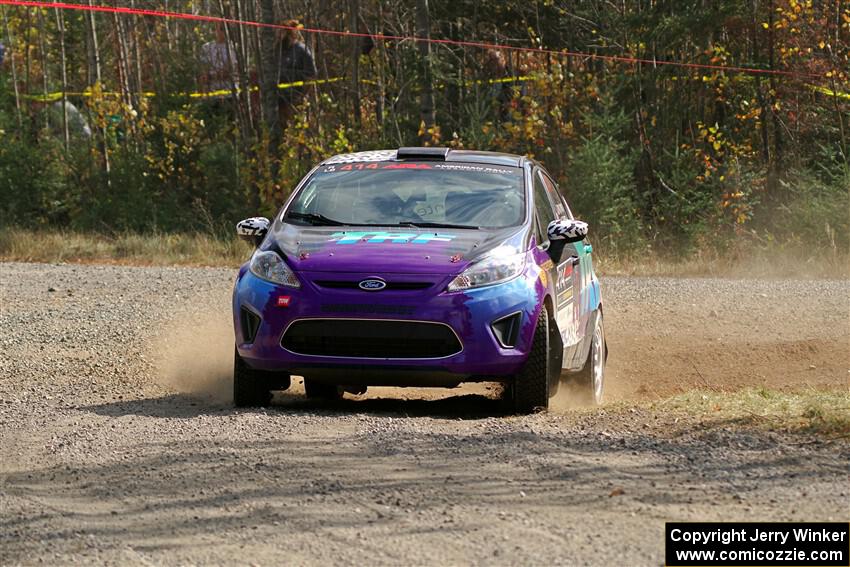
[0,0,825,81]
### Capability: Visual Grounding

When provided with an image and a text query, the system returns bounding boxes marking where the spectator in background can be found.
[0,42,5,68]
[276,19,317,127]
[52,100,92,138]
[30,98,92,139]
[484,48,512,121]
[200,23,237,96]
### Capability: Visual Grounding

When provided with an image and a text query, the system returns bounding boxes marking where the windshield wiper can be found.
[286,215,478,229]
[392,221,480,230]
[286,212,346,226]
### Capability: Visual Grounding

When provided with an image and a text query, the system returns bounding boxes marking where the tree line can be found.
[0,0,847,257]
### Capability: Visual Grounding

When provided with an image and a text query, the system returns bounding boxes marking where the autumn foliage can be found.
[0,0,846,259]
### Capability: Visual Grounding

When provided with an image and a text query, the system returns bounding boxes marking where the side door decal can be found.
[554,256,581,348]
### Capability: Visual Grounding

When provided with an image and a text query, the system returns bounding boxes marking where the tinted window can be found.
[286,162,525,228]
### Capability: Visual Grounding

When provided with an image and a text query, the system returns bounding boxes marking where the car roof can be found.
[320,148,526,168]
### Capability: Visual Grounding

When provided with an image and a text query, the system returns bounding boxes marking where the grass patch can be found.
[0,227,249,267]
[650,388,850,437]
[597,246,849,279]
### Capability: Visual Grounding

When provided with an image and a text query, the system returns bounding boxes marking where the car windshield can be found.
[285,162,525,229]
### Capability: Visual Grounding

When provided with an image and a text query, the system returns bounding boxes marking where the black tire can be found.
[233,349,274,407]
[570,312,606,406]
[513,306,552,414]
[303,379,343,400]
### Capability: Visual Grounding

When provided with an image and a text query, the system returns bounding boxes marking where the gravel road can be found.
[0,262,847,565]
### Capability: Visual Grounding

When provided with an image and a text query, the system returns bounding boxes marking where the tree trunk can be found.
[750,0,771,165]
[349,0,361,128]
[23,9,31,102]
[54,8,69,150]
[217,0,247,141]
[766,0,783,173]
[415,0,436,145]
[87,0,102,85]
[36,9,49,131]
[129,0,143,108]
[3,8,23,131]
[112,12,132,111]
[234,0,256,137]
[259,0,279,148]
[86,0,110,184]
[375,2,385,131]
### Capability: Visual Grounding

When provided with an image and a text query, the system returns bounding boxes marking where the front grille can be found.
[281,319,462,358]
[314,280,432,291]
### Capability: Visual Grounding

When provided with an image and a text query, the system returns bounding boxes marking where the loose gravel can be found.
[0,262,847,566]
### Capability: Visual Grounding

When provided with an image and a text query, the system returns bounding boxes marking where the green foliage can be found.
[564,105,645,255]
[0,112,70,226]
[648,149,719,255]
[767,167,850,252]
[0,139,69,226]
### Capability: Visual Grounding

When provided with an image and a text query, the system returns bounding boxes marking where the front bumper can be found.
[232,266,544,383]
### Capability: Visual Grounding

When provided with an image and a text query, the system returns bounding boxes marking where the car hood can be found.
[265,220,529,275]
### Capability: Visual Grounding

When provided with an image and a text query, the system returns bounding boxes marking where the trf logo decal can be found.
[329,231,456,244]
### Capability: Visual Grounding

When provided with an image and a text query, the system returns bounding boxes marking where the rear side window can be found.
[287,162,526,229]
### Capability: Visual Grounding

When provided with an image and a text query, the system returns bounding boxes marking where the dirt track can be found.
[0,262,847,565]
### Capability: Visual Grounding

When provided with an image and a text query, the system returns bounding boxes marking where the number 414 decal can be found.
[324,163,433,172]
[326,163,379,172]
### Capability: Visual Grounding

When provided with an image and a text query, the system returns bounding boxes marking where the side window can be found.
[540,172,572,219]
[532,171,557,244]
[532,215,543,245]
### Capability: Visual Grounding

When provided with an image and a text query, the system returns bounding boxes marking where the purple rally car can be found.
[232,147,606,413]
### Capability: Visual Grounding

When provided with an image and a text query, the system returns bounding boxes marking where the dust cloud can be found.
[150,298,234,402]
[549,382,594,412]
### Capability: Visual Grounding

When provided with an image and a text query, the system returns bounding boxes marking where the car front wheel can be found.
[233,349,275,407]
[512,306,552,414]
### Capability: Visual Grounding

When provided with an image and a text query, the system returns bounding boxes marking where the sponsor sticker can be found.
[329,231,456,245]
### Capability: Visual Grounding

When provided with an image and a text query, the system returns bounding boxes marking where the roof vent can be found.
[396,147,450,160]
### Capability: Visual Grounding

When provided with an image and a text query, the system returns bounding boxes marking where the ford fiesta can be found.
[232,147,606,413]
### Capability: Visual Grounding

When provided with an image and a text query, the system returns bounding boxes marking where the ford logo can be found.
[358,279,387,291]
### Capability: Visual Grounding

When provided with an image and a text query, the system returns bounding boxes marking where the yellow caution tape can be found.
[468,75,534,85]
[809,84,850,100]
[187,76,346,98]
[24,75,846,103]
[21,75,535,103]
[22,77,345,102]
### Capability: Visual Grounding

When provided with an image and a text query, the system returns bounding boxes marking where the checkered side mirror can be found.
[547,219,588,243]
[236,217,270,246]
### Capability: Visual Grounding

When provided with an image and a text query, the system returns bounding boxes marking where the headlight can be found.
[249,250,300,288]
[447,246,526,291]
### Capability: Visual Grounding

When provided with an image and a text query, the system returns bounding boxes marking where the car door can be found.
[532,169,582,363]
[539,170,593,369]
